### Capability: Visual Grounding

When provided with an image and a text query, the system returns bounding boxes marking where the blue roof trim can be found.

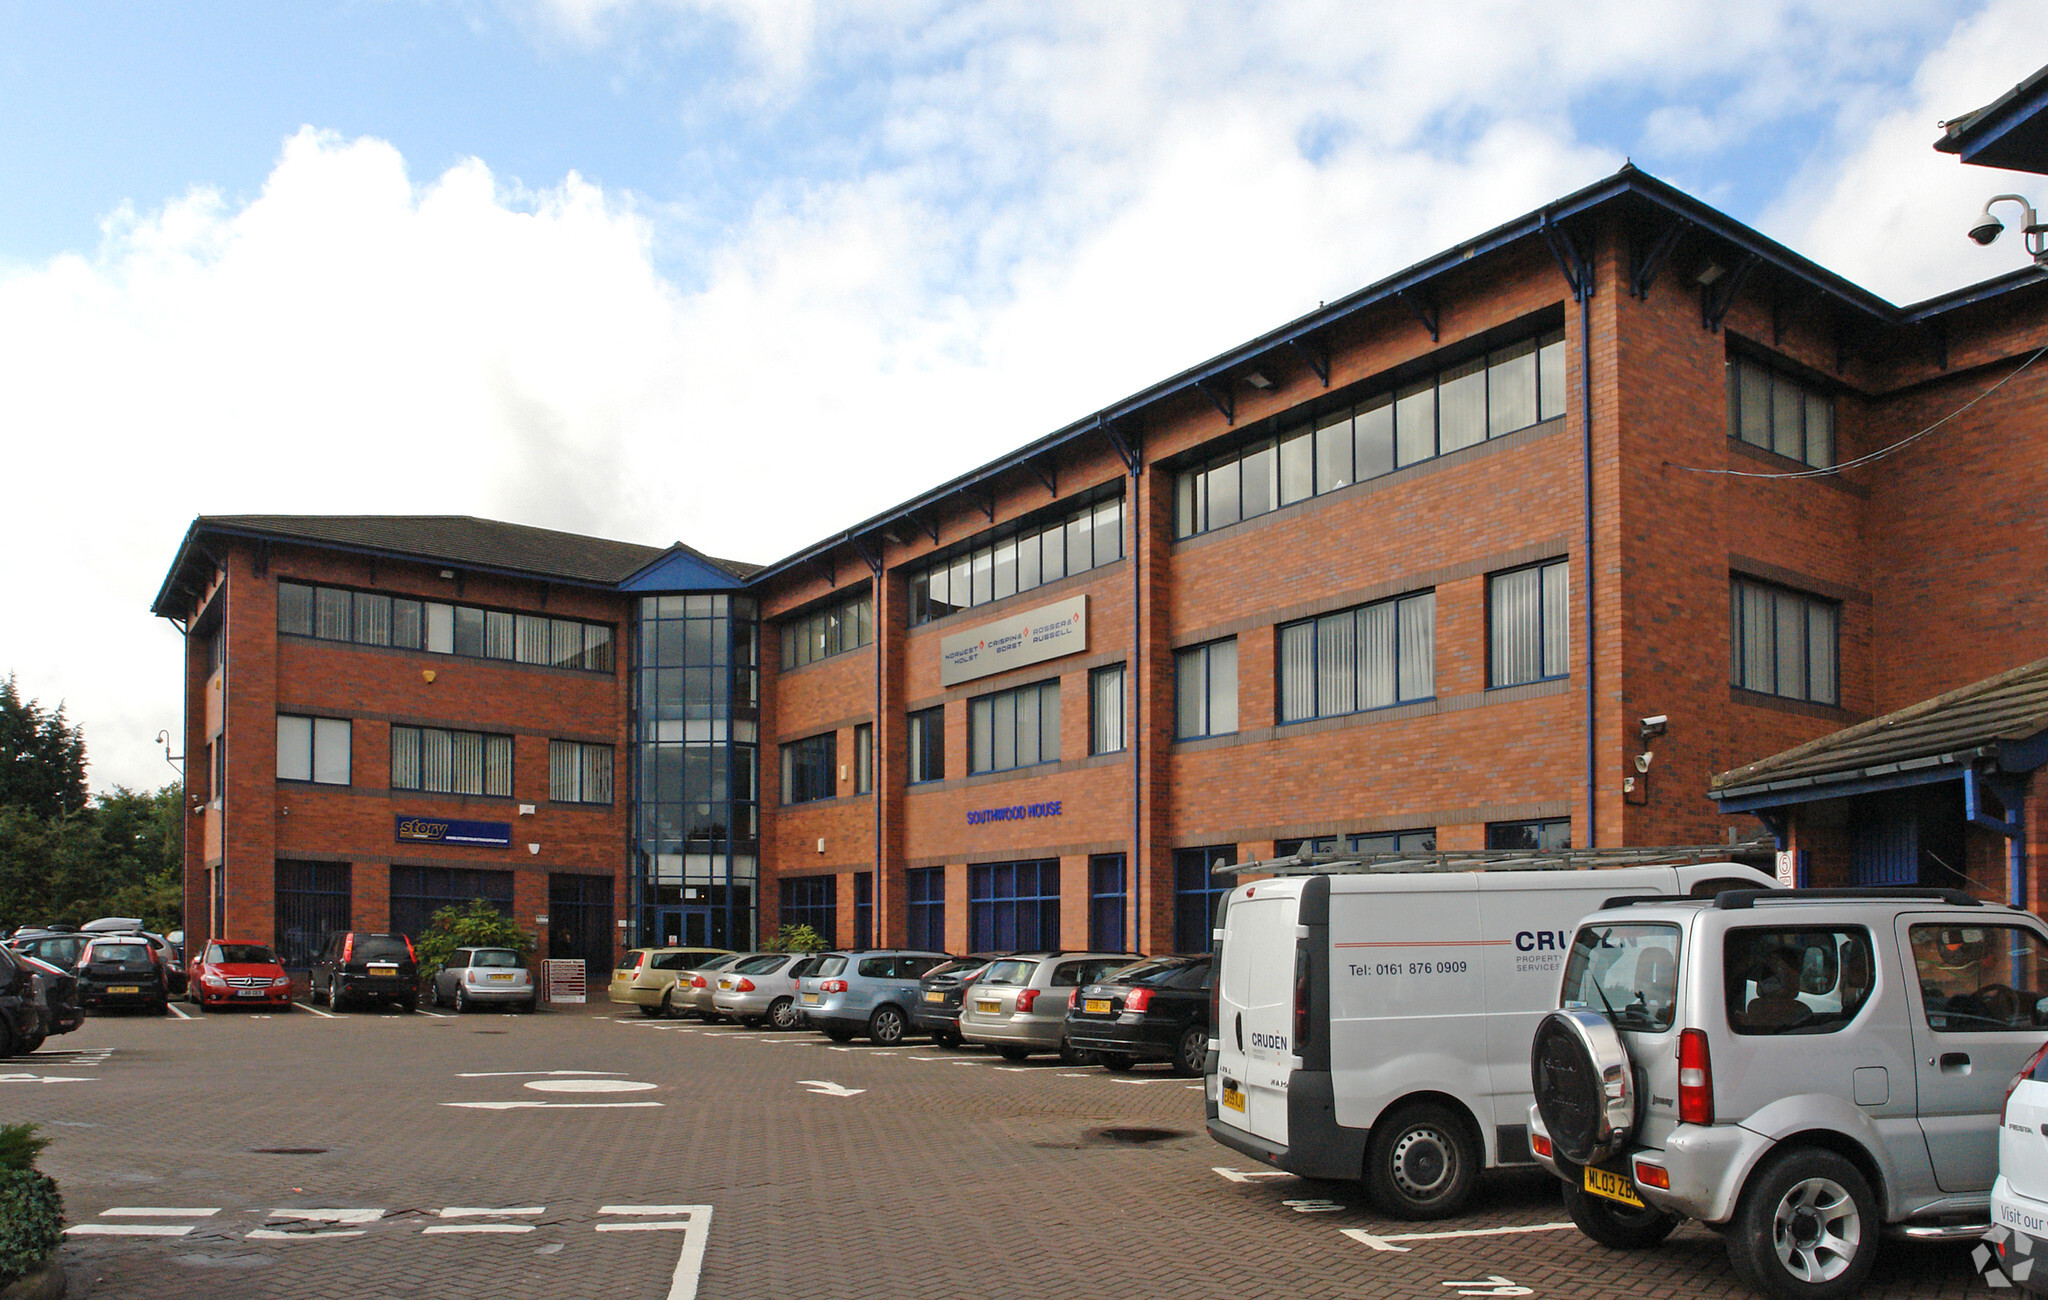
[1938,65,2048,173]
[1711,760,1964,814]
[618,547,746,593]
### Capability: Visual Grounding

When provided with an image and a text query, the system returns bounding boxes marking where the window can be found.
[969,860,1061,951]
[1561,922,1681,1033]
[549,740,614,805]
[1909,924,2048,1032]
[1488,818,1571,852]
[780,591,875,668]
[1090,665,1126,754]
[854,872,873,950]
[780,733,836,805]
[905,867,945,951]
[853,724,872,795]
[390,865,514,940]
[1489,559,1570,687]
[968,680,1060,774]
[209,736,225,806]
[1731,578,1839,705]
[1173,847,1235,953]
[1176,329,1565,537]
[277,580,614,672]
[1089,854,1126,952]
[908,707,945,784]
[274,860,350,969]
[276,715,351,785]
[780,875,837,948]
[908,493,1124,625]
[1276,828,1436,857]
[1725,927,1876,1035]
[1278,592,1434,722]
[1729,355,1835,469]
[1175,639,1238,740]
[390,726,513,797]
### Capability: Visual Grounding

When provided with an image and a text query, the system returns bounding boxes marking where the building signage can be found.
[939,595,1087,687]
[395,815,512,848]
[966,800,1062,826]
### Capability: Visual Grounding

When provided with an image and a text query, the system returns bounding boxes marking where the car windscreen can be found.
[812,955,848,977]
[698,954,743,972]
[619,950,646,970]
[1107,957,1191,986]
[980,959,1039,986]
[921,957,985,981]
[733,954,787,975]
[90,944,149,964]
[354,937,410,962]
[469,950,521,968]
[1560,922,1681,1033]
[215,944,277,965]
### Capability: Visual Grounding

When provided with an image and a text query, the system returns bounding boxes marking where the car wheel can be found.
[1725,1147,1878,1300]
[636,1003,661,1018]
[193,995,208,1013]
[331,984,349,1012]
[398,996,417,1015]
[659,988,682,1020]
[930,1029,958,1049]
[1098,1052,1135,1073]
[0,1019,15,1059]
[1563,1181,1680,1249]
[1173,1024,1209,1076]
[454,986,469,1014]
[768,997,798,1031]
[823,1027,856,1043]
[1364,1102,1478,1220]
[154,1000,169,1017]
[1058,1039,1098,1066]
[998,1045,1032,1062]
[869,1006,907,1045]
[520,998,537,1014]
[20,1029,45,1055]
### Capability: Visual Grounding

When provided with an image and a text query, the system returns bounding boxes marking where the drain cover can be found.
[250,1148,328,1155]
[1090,1127,1185,1145]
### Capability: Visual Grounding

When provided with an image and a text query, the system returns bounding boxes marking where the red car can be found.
[187,942,294,1011]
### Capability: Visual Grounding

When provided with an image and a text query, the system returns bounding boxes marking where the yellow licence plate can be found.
[924,991,944,1003]
[1084,998,1112,1014]
[109,985,140,994]
[1221,1084,1246,1113]
[977,1000,1000,1013]
[1583,1164,1644,1208]
[488,973,513,981]
[802,992,819,1004]
[718,979,732,990]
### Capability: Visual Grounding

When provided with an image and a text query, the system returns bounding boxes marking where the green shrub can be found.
[0,1123,49,1174]
[761,923,825,954]
[413,899,536,978]
[0,1167,63,1284]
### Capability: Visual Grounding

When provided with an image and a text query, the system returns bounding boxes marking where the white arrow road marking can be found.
[1341,1222,1573,1253]
[596,1206,713,1300]
[524,1078,656,1093]
[67,1224,195,1236]
[796,1080,864,1097]
[104,1208,220,1216]
[0,1073,94,1084]
[249,1208,382,1240]
[1443,1276,1533,1296]
[459,1069,624,1077]
[1212,1167,1292,1183]
[442,1101,663,1110]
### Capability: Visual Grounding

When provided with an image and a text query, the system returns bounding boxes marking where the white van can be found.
[1206,858,1775,1219]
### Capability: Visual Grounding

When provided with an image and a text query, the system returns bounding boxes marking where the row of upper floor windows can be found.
[277,580,616,673]
[273,714,615,804]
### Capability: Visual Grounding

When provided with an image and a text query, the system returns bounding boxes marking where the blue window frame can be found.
[1173,846,1235,953]
[1276,829,1436,857]
[1277,592,1435,722]
[1486,819,1570,852]
[905,867,945,951]
[781,733,836,805]
[853,871,873,950]
[1088,854,1126,952]
[1488,559,1570,688]
[968,680,1060,775]
[908,707,945,783]
[1175,639,1237,740]
[780,874,837,948]
[969,860,1060,952]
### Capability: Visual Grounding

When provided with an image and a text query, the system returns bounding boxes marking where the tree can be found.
[414,899,535,977]
[0,676,87,820]
[761,923,825,953]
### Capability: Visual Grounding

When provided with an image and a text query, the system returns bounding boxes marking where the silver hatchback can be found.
[710,952,822,1029]
[958,952,1139,1061]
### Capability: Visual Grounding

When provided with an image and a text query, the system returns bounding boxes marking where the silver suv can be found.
[797,950,951,1044]
[958,951,1139,1061]
[1528,886,2048,1299]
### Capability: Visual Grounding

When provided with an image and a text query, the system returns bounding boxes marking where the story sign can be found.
[938,595,1087,687]
[395,815,512,848]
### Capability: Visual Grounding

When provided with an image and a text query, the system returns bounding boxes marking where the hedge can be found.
[0,1167,63,1284]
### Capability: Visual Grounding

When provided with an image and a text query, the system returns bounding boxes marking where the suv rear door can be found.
[1897,913,2048,1192]
[1214,885,1301,1146]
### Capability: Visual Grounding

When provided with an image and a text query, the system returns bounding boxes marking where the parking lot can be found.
[7,1002,2001,1300]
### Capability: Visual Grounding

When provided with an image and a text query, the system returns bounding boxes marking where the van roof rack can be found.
[1219,839,1776,878]
[1712,886,1982,910]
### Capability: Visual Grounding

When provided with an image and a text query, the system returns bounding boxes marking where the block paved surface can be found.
[6,1001,2001,1299]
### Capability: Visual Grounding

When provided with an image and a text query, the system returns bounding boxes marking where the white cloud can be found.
[2,2,2026,793]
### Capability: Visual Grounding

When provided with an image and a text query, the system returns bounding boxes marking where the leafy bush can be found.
[413,900,535,978]
[0,1123,49,1173]
[761,923,825,954]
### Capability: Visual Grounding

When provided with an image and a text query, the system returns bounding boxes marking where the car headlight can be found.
[271,976,291,988]
[202,974,228,989]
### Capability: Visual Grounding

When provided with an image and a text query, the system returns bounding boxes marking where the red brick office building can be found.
[154,166,2048,967]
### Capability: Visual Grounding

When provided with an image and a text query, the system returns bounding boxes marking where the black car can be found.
[74,937,170,1015]
[8,929,90,971]
[908,953,1008,1047]
[14,952,85,1050]
[1062,953,1213,1075]
[0,947,46,1056]
[311,932,419,1012]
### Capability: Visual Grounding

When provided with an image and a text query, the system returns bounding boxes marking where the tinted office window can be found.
[1277,592,1434,722]
[1729,355,1835,469]
[549,740,614,804]
[1173,847,1235,953]
[1730,578,1839,706]
[781,733,836,805]
[781,592,875,669]
[909,494,1124,625]
[968,681,1060,775]
[390,726,513,797]
[1090,665,1126,754]
[1488,819,1570,852]
[1175,640,1238,740]
[905,867,945,951]
[276,715,351,785]
[908,707,945,783]
[1089,854,1126,952]
[1489,559,1570,687]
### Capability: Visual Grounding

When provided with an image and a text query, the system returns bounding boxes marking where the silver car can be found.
[1529,887,2048,1299]
[430,946,536,1013]
[661,952,746,1019]
[958,951,1139,1061]
[710,952,822,1028]
[797,950,951,1044]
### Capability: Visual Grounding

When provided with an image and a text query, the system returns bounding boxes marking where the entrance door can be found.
[683,908,714,948]
[654,908,685,948]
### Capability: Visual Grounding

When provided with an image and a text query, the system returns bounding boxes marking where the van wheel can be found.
[1725,1147,1877,1300]
[1564,1182,1680,1249]
[1365,1103,1477,1220]
[1172,1025,1208,1076]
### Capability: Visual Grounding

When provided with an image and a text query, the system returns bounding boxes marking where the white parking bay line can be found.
[67,1224,195,1236]
[1340,1222,1573,1254]
[597,1205,712,1300]
[423,1224,533,1235]
[103,1207,220,1216]
[440,1207,544,1217]
[248,1208,382,1240]
[600,1205,704,1214]
[1110,1078,1192,1086]
[459,1069,622,1078]
[441,1101,663,1110]
[165,1003,194,1020]
[297,1003,338,1019]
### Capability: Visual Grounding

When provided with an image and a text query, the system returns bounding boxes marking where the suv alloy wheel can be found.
[1726,1147,1877,1300]
[868,1005,906,1045]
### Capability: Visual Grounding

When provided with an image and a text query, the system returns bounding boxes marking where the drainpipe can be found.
[1130,468,1143,950]
[874,576,885,943]
[1580,268,1597,848]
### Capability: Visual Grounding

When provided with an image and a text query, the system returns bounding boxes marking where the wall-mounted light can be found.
[1694,263,1725,286]
[438,569,456,579]
[1244,371,1274,390]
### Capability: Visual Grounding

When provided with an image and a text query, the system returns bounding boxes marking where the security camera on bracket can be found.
[1968,195,2048,265]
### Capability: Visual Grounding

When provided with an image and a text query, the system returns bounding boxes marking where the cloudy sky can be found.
[1,0,2041,795]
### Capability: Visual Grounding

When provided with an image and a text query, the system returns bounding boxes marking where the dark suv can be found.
[312,932,419,1013]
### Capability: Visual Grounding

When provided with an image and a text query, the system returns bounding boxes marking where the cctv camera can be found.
[1969,213,2005,246]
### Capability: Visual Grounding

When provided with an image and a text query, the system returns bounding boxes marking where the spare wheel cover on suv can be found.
[1532,1008,1637,1165]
